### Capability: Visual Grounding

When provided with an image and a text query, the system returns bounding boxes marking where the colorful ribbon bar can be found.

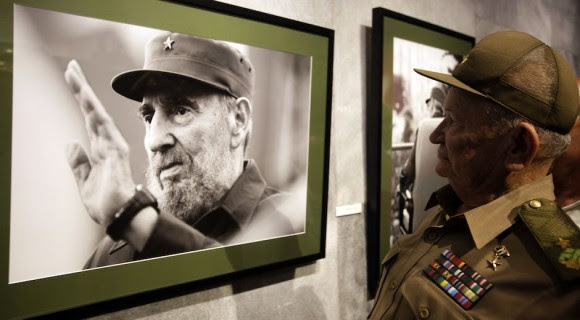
[423,266,474,310]
[442,248,493,291]
[437,256,486,296]
[423,249,494,310]
[430,260,479,303]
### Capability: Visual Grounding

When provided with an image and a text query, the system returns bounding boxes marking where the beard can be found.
[145,145,234,226]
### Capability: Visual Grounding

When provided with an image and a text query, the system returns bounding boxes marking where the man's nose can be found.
[145,113,176,153]
[429,119,446,144]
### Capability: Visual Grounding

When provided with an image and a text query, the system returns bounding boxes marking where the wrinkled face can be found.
[429,88,508,193]
[139,87,236,225]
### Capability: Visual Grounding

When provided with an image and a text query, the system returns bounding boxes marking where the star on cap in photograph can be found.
[162,36,174,50]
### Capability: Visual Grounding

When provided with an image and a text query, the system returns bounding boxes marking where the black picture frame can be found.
[366,7,474,297]
[0,0,333,318]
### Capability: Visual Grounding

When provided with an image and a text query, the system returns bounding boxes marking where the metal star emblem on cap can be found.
[163,36,174,50]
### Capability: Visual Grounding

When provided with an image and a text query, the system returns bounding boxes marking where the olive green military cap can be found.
[415,31,579,134]
[112,32,254,101]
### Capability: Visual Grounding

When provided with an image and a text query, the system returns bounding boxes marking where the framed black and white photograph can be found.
[0,0,333,318]
[366,7,473,296]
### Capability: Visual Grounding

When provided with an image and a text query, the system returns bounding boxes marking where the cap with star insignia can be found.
[112,32,254,102]
[414,31,579,135]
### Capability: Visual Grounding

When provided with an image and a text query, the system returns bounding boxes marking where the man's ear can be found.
[230,97,252,149]
[505,122,540,171]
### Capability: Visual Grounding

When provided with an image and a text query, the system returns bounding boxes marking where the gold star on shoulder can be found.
[555,237,571,249]
[163,36,174,50]
[562,260,580,270]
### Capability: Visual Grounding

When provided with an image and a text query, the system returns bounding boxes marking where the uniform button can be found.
[529,200,542,208]
[389,280,397,290]
[425,230,440,243]
[419,307,430,319]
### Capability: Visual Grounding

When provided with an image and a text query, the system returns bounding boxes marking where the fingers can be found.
[64,60,99,113]
[65,142,91,190]
[64,60,113,135]
[64,60,128,155]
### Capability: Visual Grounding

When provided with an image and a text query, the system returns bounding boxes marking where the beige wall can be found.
[86,1,579,319]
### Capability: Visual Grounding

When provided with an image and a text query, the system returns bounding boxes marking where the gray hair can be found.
[487,44,572,160]
[481,101,570,160]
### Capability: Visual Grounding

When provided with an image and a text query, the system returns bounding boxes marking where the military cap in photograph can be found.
[112,32,254,101]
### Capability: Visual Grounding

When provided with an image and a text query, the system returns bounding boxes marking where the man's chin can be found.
[434,162,450,178]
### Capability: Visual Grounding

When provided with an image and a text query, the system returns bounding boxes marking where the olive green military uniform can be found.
[369,175,580,319]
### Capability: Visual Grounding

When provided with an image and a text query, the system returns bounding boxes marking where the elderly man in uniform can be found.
[64,32,295,268]
[369,31,579,319]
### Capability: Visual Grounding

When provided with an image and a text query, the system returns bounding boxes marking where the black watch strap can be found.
[106,184,158,241]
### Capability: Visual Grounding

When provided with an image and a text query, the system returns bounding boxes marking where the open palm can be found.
[64,60,135,226]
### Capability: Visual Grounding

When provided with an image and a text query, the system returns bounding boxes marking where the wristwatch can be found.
[106,184,158,241]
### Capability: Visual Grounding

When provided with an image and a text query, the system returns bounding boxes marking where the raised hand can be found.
[64,60,135,226]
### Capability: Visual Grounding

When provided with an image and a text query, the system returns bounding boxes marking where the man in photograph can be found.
[369,31,579,319]
[64,32,295,268]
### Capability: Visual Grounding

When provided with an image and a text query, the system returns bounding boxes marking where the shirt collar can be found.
[194,159,267,237]
[427,175,555,249]
[219,159,267,228]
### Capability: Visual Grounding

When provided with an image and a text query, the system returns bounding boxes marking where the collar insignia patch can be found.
[423,248,493,310]
[556,238,580,270]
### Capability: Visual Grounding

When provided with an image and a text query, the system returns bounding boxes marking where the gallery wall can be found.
[78,0,579,319]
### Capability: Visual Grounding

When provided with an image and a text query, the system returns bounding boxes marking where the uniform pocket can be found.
[401,269,474,320]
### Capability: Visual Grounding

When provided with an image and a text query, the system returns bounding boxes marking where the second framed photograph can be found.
[1,0,333,318]
[366,8,474,296]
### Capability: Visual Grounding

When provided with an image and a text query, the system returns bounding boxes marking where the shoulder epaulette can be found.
[518,198,580,281]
